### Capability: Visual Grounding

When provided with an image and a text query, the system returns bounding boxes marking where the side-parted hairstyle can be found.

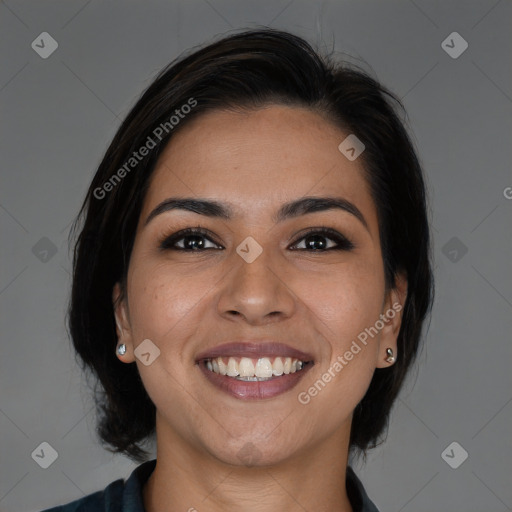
[68,27,434,463]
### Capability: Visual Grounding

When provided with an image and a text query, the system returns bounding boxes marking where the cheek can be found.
[296,261,385,415]
[127,258,212,338]
[295,270,382,426]
[125,260,206,412]
[299,259,385,350]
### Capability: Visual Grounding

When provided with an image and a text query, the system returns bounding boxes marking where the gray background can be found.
[1,1,511,511]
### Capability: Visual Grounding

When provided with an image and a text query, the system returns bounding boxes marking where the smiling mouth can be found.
[201,356,314,381]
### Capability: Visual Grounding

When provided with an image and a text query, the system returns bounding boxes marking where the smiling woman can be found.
[42,28,434,512]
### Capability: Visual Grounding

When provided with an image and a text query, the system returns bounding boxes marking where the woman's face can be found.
[113,104,406,466]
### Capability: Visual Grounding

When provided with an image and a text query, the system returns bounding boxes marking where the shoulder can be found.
[39,477,124,512]
[38,459,157,512]
[346,466,381,512]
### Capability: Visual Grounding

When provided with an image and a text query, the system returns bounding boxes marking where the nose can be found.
[217,248,296,326]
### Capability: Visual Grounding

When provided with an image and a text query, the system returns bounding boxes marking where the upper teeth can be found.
[206,356,304,378]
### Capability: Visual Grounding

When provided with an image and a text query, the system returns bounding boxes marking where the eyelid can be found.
[158,226,224,251]
[288,226,355,251]
[159,225,354,252]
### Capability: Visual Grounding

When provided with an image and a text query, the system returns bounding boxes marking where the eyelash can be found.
[158,226,355,252]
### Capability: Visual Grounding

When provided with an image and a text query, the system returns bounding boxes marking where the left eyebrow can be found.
[144,196,369,232]
[274,196,369,231]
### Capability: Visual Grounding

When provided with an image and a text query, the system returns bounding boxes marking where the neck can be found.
[143,417,354,512]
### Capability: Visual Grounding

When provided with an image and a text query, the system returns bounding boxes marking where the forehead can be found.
[140,105,376,227]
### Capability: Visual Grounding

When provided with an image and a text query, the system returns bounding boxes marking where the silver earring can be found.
[117,343,126,356]
[385,348,395,363]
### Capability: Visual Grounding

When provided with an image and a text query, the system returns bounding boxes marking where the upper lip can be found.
[195,341,314,362]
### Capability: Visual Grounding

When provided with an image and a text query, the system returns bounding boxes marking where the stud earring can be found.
[385,348,395,363]
[117,343,126,356]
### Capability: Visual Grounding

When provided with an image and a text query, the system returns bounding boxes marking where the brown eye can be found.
[159,228,223,251]
[290,228,355,251]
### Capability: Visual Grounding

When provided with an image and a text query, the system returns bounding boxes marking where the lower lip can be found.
[198,361,312,400]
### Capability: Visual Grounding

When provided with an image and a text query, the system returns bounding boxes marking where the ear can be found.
[375,271,408,369]
[112,282,135,362]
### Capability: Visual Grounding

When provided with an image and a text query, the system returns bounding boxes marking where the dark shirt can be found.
[41,459,380,512]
